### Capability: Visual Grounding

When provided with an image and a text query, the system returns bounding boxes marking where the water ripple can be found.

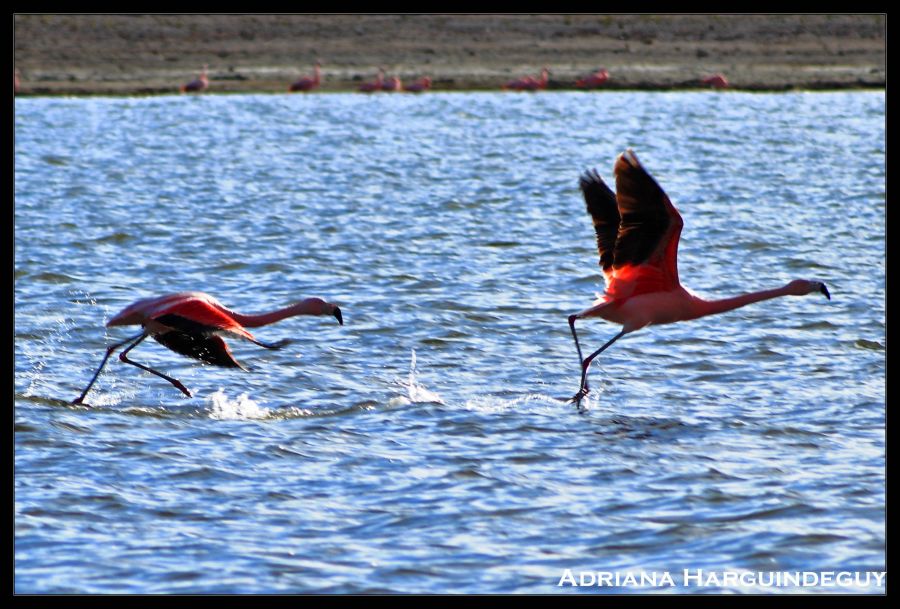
[14,91,884,594]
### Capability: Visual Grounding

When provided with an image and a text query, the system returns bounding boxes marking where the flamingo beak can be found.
[819,283,831,300]
[333,307,343,325]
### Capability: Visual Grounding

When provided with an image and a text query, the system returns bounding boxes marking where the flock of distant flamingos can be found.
[178,63,729,93]
[13,64,729,94]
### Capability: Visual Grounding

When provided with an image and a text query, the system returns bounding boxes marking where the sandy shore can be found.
[14,14,885,95]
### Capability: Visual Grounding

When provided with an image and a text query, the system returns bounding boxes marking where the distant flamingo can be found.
[72,292,343,404]
[180,64,209,93]
[567,150,830,404]
[289,61,322,92]
[504,67,549,91]
[358,68,385,92]
[701,73,729,89]
[14,68,20,94]
[382,74,402,92]
[576,68,609,89]
[403,76,432,92]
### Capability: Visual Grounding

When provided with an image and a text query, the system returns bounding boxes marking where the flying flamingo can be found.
[575,68,609,89]
[567,150,830,404]
[289,61,322,92]
[72,292,343,404]
[403,76,432,92]
[180,65,209,93]
[358,68,385,92]
[504,67,549,91]
[701,73,729,89]
[381,73,402,92]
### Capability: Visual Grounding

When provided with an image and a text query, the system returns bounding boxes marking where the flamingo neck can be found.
[692,284,793,319]
[230,298,330,328]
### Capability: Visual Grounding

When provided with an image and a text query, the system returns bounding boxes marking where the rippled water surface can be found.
[15,91,884,593]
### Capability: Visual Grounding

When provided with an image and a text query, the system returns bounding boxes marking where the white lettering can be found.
[557,569,576,586]
[683,568,702,585]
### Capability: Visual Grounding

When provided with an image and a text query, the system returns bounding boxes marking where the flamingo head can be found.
[299,297,344,324]
[786,279,831,300]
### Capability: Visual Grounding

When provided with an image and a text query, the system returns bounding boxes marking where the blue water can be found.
[15,91,885,594]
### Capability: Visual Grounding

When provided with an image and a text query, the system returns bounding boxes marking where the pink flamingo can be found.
[576,68,609,89]
[72,292,343,404]
[568,150,830,404]
[14,68,20,94]
[358,68,385,92]
[504,67,549,91]
[381,74,402,92]
[289,61,322,92]
[403,76,432,92]
[180,65,209,93]
[701,73,729,89]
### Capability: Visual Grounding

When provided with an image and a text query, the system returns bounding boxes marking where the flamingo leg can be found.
[570,329,626,404]
[118,334,193,398]
[72,330,146,404]
[568,315,585,368]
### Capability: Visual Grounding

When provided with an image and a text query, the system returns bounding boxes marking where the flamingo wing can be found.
[612,150,684,292]
[579,168,620,282]
[152,330,245,369]
[150,297,256,342]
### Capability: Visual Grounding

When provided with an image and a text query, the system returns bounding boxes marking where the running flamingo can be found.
[701,73,729,89]
[403,76,432,92]
[358,68,385,92]
[576,68,609,89]
[72,292,343,404]
[504,67,549,91]
[568,150,830,404]
[180,65,209,93]
[289,61,322,92]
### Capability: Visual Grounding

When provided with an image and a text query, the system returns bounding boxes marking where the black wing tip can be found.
[579,167,604,189]
[579,167,617,217]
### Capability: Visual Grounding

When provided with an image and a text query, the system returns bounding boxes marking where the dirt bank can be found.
[14,14,885,95]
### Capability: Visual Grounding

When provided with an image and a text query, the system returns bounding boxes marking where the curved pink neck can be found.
[229,298,328,328]
[692,284,793,319]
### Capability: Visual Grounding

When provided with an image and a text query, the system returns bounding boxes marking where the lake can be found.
[14,90,885,593]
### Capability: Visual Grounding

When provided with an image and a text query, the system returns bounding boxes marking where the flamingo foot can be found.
[174,383,193,398]
[569,385,590,404]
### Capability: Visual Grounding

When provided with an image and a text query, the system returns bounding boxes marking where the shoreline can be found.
[14,14,885,96]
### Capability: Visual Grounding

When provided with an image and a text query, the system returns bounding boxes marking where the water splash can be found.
[463,392,567,413]
[389,349,444,406]
[206,389,272,420]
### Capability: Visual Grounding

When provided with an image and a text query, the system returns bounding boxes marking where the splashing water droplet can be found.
[207,389,271,420]
[397,349,444,405]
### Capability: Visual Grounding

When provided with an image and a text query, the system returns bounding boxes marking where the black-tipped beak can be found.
[333,307,343,325]
[820,283,831,300]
